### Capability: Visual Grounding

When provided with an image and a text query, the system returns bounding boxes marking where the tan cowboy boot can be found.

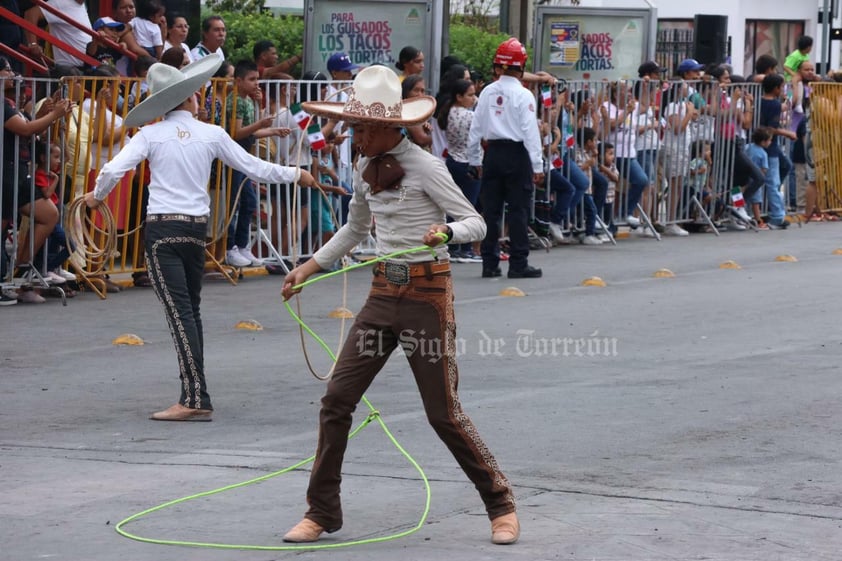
[490,512,520,545]
[283,518,326,543]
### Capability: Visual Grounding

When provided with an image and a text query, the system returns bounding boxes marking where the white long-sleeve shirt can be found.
[94,110,300,215]
[467,75,543,173]
[313,138,486,267]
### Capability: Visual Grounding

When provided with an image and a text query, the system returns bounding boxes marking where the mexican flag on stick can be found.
[541,85,552,108]
[290,103,310,129]
[731,187,745,208]
[307,123,326,150]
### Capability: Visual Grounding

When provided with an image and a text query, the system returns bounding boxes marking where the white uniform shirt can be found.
[467,75,543,173]
[94,110,300,216]
[312,138,486,267]
[43,0,92,67]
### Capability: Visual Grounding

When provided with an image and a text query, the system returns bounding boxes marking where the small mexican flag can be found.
[290,102,310,129]
[564,134,575,149]
[541,85,552,108]
[307,122,326,150]
[731,187,745,207]
[551,152,563,169]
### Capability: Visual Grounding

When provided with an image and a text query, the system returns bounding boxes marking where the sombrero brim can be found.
[302,95,435,127]
[124,55,223,128]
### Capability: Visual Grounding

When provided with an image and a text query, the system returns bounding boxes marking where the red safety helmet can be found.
[494,38,527,69]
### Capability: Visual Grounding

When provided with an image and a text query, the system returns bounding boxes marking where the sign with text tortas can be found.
[535,8,653,81]
[305,0,429,73]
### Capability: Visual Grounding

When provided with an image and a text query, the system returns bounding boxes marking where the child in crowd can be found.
[224,60,289,268]
[544,120,575,244]
[86,17,127,69]
[573,127,601,245]
[784,36,813,83]
[687,141,712,194]
[744,128,773,230]
[662,80,698,236]
[120,55,155,113]
[759,74,795,228]
[33,142,73,285]
[132,0,165,59]
[597,142,618,239]
[310,134,347,249]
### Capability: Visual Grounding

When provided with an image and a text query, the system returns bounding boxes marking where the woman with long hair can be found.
[438,78,480,261]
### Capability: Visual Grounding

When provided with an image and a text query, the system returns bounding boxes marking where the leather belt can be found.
[374,260,450,285]
[147,214,208,224]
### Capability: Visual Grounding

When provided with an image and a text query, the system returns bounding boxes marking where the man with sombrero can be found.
[281,65,520,545]
[85,55,316,422]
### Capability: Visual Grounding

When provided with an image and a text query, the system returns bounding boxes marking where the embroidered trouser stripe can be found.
[145,220,212,410]
[304,273,514,530]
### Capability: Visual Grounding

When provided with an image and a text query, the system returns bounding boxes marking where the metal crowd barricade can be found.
[807,82,842,212]
[532,77,768,242]
[1,73,360,299]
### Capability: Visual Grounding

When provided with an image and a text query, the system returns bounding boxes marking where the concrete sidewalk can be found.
[3,223,842,560]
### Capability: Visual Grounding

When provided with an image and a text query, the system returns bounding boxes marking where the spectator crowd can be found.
[0,1,837,306]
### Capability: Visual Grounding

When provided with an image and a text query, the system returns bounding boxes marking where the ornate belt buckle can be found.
[383,261,410,285]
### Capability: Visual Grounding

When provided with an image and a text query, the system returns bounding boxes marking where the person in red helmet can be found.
[468,37,545,279]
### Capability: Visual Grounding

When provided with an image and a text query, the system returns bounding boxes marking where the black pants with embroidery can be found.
[145,218,212,410]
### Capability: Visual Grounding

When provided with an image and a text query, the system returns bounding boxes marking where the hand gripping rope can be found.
[114,81,451,549]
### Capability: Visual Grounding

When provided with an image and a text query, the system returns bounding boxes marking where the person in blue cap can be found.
[326,52,360,82]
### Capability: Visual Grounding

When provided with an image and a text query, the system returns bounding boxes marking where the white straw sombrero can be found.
[124,54,223,128]
[302,65,434,127]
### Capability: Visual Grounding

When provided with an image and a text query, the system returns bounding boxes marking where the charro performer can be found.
[85,55,316,421]
[280,65,519,545]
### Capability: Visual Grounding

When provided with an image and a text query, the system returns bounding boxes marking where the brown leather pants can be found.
[303,269,515,530]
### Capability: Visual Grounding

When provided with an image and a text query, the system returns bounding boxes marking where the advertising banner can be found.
[306,0,430,72]
[535,8,654,80]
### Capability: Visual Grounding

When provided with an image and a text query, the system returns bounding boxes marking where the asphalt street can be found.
[2,222,842,561]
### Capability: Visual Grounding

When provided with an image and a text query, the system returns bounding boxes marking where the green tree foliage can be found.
[204,0,266,15]
[202,9,521,80]
[448,24,510,78]
[202,10,304,72]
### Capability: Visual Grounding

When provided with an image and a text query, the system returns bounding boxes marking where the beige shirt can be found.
[313,137,485,267]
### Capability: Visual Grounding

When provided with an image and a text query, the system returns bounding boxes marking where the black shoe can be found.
[507,265,542,279]
[482,267,502,278]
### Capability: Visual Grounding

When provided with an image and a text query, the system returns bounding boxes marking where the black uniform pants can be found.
[145,217,212,410]
[479,141,533,272]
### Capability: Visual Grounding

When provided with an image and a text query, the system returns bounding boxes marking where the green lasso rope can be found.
[115,237,446,550]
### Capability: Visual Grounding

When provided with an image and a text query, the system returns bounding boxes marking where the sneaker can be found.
[632,226,656,237]
[463,252,483,263]
[0,288,17,306]
[17,289,45,304]
[664,224,689,237]
[729,220,748,231]
[226,247,251,267]
[238,247,262,266]
[581,234,603,245]
[499,252,509,261]
[43,271,67,285]
[597,234,611,243]
[548,222,565,243]
[55,267,76,281]
[450,251,469,263]
[507,265,542,278]
[730,206,752,223]
[482,267,502,278]
[626,215,641,228]
[767,220,789,230]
